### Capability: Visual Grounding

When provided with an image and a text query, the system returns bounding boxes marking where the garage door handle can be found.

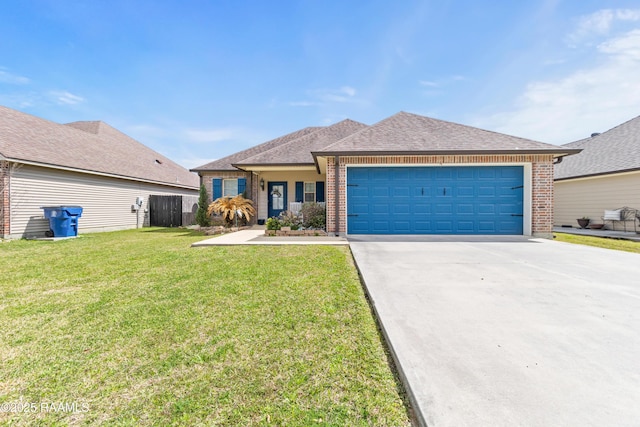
[348,214,359,217]
[511,214,523,217]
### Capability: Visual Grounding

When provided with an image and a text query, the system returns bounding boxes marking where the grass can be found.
[554,232,640,254]
[0,228,410,426]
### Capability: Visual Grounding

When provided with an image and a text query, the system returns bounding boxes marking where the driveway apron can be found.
[349,235,640,427]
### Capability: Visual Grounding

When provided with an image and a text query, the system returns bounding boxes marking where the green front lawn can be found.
[0,229,410,426]
[554,232,640,254]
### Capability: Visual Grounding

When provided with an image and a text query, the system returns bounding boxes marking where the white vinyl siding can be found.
[554,171,640,230]
[9,164,197,238]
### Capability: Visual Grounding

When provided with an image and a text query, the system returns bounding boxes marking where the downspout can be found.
[334,156,340,236]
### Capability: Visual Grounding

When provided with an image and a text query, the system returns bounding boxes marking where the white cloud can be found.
[183,127,265,145]
[567,9,640,45]
[288,101,321,107]
[184,128,236,143]
[0,68,30,85]
[178,156,217,170]
[290,86,358,107]
[50,90,85,105]
[419,80,439,87]
[315,86,357,103]
[474,29,640,144]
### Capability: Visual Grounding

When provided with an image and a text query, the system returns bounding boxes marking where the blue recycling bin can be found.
[41,206,83,237]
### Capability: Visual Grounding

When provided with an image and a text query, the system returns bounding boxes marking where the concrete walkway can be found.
[349,235,640,426]
[191,229,348,246]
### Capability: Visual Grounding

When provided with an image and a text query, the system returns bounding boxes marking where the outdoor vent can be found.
[590,132,600,137]
[154,159,162,164]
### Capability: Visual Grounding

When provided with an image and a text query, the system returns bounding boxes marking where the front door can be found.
[267,182,287,218]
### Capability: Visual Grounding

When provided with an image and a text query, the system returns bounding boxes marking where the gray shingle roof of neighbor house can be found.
[234,119,368,167]
[0,105,199,189]
[554,114,640,180]
[190,126,323,171]
[314,111,580,157]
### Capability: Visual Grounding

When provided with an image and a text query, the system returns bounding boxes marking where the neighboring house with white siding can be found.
[0,105,198,239]
[554,114,640,229]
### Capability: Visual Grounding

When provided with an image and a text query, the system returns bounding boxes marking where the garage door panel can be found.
[435,203,453,214]
[457,203,474,214]
[456,221,475,232]
[347,166,523,235]
[394,204,411,214]
[373,204,390,214]
[455,186,475,197]
[393,186,411,197]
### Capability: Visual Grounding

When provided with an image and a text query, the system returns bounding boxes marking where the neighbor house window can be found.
[223,179,238,197]
[304,182,315,202]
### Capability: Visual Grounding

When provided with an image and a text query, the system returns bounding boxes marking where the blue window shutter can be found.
[295,181,304,203]
[238,178,246,196]
[212,178,222,200]
[316,181,325,202]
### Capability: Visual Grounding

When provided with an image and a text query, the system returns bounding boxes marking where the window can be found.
[304,182,315,202]
[223,179,238,197]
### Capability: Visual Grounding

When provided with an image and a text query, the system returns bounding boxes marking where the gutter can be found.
[554,167,640,182]
[312,149,582,157]
[5,158,199,191]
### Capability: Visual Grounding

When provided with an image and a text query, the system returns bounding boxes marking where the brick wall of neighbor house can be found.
[326,154,555,237]
[0,160,9,237]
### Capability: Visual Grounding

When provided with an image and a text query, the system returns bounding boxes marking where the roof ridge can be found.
[0,105,198,188]
[191,126,325,171]
[233,118,368,166]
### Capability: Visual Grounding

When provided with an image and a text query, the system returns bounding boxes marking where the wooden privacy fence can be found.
[149,195,199,227]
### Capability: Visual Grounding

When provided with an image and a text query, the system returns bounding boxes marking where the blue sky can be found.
[2,1,640,169]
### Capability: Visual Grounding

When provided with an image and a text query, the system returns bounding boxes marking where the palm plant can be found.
[207,195,256,227]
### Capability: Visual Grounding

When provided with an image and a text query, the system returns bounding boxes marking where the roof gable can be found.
[555,114,640,180]
[234,119,367,166]
[191,126,323,171]
[0,106,198,188]
[315,111,575,155]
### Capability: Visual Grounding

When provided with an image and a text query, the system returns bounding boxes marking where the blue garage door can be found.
[347,166,523,235]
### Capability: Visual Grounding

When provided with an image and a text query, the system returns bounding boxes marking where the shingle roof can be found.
[234,119,367,166]
[314,111,578,156]
[554,115,640,180]
[0,105,198,189]
[191,126,323,171]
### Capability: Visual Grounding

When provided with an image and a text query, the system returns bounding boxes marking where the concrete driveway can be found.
[348,236,640,427]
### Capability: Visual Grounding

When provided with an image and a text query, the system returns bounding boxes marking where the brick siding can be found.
[325,154,555,237]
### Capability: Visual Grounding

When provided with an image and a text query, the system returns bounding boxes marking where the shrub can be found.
[279,211,302,230]
[301,202,326,229]
[195,185,210,227]
[265,217,281,230]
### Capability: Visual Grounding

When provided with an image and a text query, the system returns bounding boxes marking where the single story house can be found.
[554,114,640,230]
[0,105,199,239]
[193,111,579,238]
